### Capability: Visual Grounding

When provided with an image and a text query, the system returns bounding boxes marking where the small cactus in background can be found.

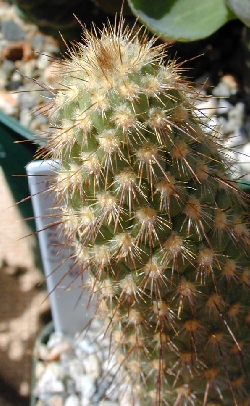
[38,16,250,406]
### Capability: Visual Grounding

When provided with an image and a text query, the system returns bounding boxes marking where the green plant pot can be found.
[0,110,39,226]
[0,110,43,268]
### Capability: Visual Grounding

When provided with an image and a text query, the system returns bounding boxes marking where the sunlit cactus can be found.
[38,16,250,406]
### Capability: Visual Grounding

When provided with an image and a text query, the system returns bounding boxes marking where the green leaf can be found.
[128,0,235,41]
[226,0,250,27]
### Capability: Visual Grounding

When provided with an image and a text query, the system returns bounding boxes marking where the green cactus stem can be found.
[38,16,250,406]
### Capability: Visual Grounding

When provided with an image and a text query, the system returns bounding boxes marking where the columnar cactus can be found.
[40,17,250,405]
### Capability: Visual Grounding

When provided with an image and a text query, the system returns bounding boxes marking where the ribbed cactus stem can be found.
[39,16,250,406]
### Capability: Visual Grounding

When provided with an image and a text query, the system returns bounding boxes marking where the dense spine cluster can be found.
[40,18,250,405]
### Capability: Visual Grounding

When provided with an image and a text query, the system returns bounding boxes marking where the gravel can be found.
[33,321,133,406]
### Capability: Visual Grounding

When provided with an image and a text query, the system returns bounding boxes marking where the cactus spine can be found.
[40,17,250,405]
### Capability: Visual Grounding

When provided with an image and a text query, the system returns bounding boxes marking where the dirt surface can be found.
[0,165,50,405]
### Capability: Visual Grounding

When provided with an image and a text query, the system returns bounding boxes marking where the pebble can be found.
[35,361,46,380]
[212,81,232,98]
[0,90,18,115]
[65,394,80,406]
[1,59,15,76]
[69,358,84,380]
[8,70,23,89]
[47,332,69,348]
[2,40,32,61]
[46,341,72,361]
[76,339,99,355]
[78,375,96,399]
[226,102,245,129]
[196,97,217,119]
[46,395,64,406]
[83,354,101,380]
[216,98,231,115]
[1,19,26,41]
[34,368,65,396]
[19,108,32,128]
[37,53,54,71]
[32,33,45,53]
[221,74,238,94]
[236,142,250,180]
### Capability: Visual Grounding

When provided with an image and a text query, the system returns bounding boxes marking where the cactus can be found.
[38,16,250,406]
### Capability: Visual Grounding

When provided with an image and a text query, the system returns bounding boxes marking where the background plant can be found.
[9,0,250,42]
[128,0,250,42]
